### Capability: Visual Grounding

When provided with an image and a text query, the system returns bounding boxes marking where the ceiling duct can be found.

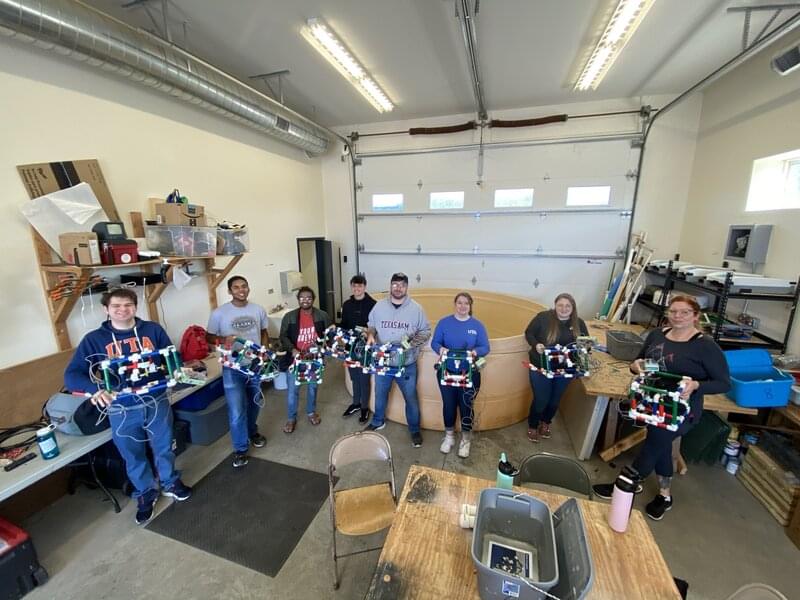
[0,0,331,155]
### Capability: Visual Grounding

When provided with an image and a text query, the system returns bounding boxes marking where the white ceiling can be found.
[84,0,799,127]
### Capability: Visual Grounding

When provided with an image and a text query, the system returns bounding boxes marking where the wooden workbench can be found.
[559,320,757,460]
[365,465,681,600]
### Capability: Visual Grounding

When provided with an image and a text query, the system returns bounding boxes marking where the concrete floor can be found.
[22,365,799,600]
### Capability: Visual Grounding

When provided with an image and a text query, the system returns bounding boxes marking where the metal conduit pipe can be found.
[0,0,332,155]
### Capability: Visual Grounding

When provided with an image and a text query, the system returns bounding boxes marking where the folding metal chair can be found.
[515,451,594,499]
[328,431,397,589]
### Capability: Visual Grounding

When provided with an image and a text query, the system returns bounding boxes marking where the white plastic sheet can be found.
[20,182,109,255]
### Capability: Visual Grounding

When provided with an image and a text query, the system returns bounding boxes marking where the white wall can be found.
[322,94,701,299]
[0,40,326,367]
[679,33,800,354]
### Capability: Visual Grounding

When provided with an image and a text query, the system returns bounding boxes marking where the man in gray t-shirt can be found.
[207,275,269,468]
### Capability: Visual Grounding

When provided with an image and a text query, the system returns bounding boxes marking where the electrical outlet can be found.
[267,288,274,294]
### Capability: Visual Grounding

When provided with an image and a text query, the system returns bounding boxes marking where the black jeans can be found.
[528,371,570,428]
[438,372,481,432]
[632,419,695,478]
[348,365,372,410]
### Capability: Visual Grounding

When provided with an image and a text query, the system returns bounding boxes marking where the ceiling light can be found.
[302,18,394,113]
[575,0,656,91]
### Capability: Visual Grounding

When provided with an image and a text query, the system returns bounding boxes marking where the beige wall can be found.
[0,40,325,367]
[680,34,800,354]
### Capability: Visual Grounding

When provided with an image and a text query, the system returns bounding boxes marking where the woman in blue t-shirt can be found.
[430,292,490,459]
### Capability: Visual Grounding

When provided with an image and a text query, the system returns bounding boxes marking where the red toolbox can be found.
[0,518,48,599]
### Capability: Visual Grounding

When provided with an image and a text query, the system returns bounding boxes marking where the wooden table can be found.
[365,465,681,600]
[560,320,758,461]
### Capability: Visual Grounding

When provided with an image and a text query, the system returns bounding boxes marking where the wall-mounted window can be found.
[747,150,800,211]
[429,191,464,209]
[566,186,611,206]
[372,193,404,211]
[494,188,533,208]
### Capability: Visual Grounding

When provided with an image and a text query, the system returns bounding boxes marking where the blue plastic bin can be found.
[724,349,792,408]
[173,377,224,411]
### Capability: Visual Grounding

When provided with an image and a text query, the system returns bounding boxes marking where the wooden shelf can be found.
[776,404,800,428]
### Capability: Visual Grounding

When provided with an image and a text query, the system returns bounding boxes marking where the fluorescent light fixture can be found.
[302,17,394,113]
[575,0,656,91]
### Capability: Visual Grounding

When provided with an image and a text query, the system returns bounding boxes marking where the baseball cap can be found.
[390,272,409,284]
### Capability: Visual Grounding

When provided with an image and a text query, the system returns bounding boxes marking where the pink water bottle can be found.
[607,474,636,533]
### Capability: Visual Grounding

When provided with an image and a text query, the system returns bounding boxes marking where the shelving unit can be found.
[36,236,242,351]
[636,260,799,352]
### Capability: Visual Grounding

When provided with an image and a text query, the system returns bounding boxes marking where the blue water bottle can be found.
[496,452,517,489]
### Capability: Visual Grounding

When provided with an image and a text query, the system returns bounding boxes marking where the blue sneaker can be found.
[162,480,192,502]
[135,489,159,525]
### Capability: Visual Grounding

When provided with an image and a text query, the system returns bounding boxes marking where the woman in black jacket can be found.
[524,293,588,443]
[340,275,377,422]
[593,295,731,520]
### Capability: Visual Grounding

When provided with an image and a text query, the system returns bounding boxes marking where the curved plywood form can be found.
[344,288,546,431]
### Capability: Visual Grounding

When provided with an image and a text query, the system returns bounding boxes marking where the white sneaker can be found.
[458,434,471,458]
[440,432,455,454]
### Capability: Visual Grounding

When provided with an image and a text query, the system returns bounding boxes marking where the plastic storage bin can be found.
[145,225,216,257]
[173,396,229,445]
[216,227,249,255]
[173,377,224,411]
[724,349,792,408]
[606,330,644,361]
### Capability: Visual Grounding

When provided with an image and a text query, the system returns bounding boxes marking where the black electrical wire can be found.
[0,420,47,453]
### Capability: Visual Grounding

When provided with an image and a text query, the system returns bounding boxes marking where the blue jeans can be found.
[439,372,481,431]
[348,365,372,410]
[286,371,318,421]
[371,362,420,433]
[528,371,571,428]
[107,394,178,499]
[222,367,263,453]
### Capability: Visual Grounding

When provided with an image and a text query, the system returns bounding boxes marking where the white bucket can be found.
[274,371,288,390]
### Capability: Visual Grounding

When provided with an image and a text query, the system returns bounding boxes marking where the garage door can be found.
[355,135,640,313]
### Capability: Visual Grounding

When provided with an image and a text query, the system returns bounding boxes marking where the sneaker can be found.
[411,432,423,448]
[342,404,360,417]
[440,432,455,454]
[161,480,192,502]
[364,422,386,432]
[646,494,673,520]
[135,489,159,525]
[250,433,267,448]
[527,428,540,443]
[232,453,249,468]
[457,434,471,459]
[592,482,615,500]
[358,409,371,424]
[538,423,552,439]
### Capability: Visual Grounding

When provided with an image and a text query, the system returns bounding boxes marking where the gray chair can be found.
[328,431,397,590]
[515,452,594,499]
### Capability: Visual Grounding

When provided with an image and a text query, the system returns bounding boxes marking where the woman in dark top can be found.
[524,293,589,443]
[339,274,377,423]
[593,295,731,521]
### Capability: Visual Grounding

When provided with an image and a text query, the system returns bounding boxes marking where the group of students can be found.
[64,270,729,525]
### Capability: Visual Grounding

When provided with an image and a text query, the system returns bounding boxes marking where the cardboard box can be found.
[17,160,119,221]
[155,202,207,226]
[58,232,102,266]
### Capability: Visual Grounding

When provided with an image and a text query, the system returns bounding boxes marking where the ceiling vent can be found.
[772,44,800,76]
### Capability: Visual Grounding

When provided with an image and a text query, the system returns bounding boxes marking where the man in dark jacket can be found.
[339,274,377,422]
[279,286,330,433]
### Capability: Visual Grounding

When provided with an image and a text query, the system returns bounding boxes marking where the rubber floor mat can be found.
[147,456,329,576]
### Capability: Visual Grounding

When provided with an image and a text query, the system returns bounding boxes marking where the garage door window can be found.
[494,188,534,208]
[372,193,404,211]
[430,191,465,209]
[566,186,611,206]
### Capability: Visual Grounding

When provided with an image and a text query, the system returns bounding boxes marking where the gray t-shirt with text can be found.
[207,302,268,344]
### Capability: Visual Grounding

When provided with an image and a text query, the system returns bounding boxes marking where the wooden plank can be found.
[737,469,791,526]
[366,465,681,600]
[208,254,243,310]
[129,211,145,237]
[739,462,797,511]
[776,404,800,428]
[599,428,647,462]
[704,394,758,416]
[0,350,73,428]
[743,446,800,498]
